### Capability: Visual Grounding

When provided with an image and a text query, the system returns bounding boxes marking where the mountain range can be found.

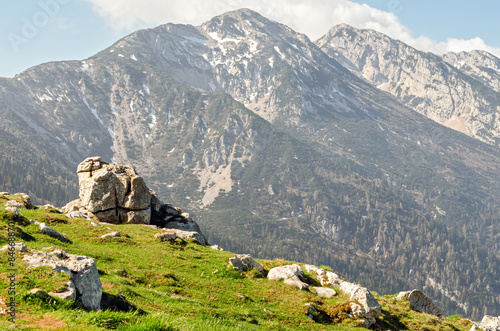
[0,9,498,319]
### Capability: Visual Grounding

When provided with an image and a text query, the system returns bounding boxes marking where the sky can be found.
[1,0,499,78]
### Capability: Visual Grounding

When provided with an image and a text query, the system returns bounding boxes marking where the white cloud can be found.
[83,0,500,58]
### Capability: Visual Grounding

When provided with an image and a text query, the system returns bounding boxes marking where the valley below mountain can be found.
[0,9,498,320]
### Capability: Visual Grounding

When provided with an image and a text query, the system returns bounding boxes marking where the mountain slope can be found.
[0,196,477,330]
[0,9,498,319]
[443,49,500,93]
[316,24,500,147]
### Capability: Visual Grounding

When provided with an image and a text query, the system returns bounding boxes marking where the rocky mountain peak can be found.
[443,49,500,93]
[317,25,500,147]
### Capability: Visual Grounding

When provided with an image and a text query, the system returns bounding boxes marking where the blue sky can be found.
[1,0,499,78]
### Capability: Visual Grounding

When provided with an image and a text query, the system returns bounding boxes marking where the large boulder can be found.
[396,289,442,317]
[64,157,208,244]
[23,249,102,310]
[339,281,381,327]
[76,157,151,224]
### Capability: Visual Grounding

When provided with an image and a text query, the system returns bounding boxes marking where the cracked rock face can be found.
[23,249,102,311]
[77,156,152,224]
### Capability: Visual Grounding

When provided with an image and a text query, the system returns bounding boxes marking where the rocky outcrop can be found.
[317,24,500,147]
[67,156,152,224]
[473,315,500,331]
[268,264,309,290]
[304,264,343,286]
[23,249,102,310]
[229,254,264,275]
[64,157,208,244]
[339,281,382,327]
[396,289,443,317]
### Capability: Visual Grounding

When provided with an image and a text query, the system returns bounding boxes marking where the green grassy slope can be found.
[0,196,476,330]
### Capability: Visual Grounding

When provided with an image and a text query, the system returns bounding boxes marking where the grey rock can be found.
[154,232,177,241]
[1,243,27,252]
[23,249,102,310]
[62,199,82,213]
[39,223,71,243]
[477,315,500,331]
[313,287,337,298]
[162,228,207,245]
[6,200,26,209]
[268,264,304,281]
[268,264,308,289]
[66,210,91,220]
[317,24,500,147]
[339,281,381,327]
[49,249,69,259]
[100,231,121,239]
[229,254,264,275]
[283,275,309,290]
[400,289,443,317]
[77,157,152,224]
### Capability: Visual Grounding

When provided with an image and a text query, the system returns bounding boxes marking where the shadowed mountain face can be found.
[0,9,498,319]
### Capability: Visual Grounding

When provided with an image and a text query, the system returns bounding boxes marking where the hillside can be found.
[0,9,498,319]
[0,193,480,330]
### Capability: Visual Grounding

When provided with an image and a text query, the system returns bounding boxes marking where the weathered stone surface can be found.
[304,264,342,286]
[339,281,381,327]
[39,223,71,243]
[268,264,308,289]
[75,157,152,224]
[283,275,309,290]
[154,232,177,241]
[62,199,81,213]
[477,315,500,331]
[122,208,151,224]
[77,156,102,174]
[210,244,224,251]
[164,216,203,233]
[66,210,92,220]
[64,157,207,243]
[123,176,151,210]
[1,243,27,252]
[313,287,337,298]
[101,232,120,239]
[6,200,26,209]
[398,289,442,317]
[5,206,19,215]
[229,254,264,275]
[23,250,102,310]
[162,228,207,245]
[268,264,304,281]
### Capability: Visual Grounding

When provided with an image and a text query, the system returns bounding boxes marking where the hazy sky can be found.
[1,0,499,77]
